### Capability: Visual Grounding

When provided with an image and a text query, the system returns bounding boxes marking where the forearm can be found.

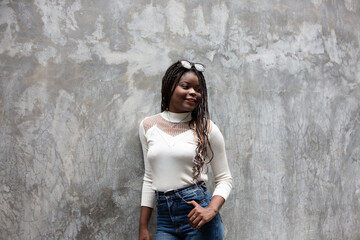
[139,206,153,229]
[139,206,153,240]
[209,122,233,201]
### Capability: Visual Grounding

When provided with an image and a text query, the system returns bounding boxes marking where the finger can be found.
[187,200,199,207]
[190,219,201,230]
[190,219,198,229]
[187,209,195,218]
[191,215,203,228]
[190,214,197,220]
[190,215,201,227]
[193,215,202,225]
[187,206,199,218]
[196,219,205,230]
[188,213,199,225]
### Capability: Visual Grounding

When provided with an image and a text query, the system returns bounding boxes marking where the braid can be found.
[161,61,213,180]
[190,76,213,179]
[161,64,182,111]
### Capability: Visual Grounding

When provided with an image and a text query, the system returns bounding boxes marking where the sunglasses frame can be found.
[179,60,206,72]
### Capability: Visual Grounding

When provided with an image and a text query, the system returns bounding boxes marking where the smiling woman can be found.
[169,72,202,113]
[138,60,232,240]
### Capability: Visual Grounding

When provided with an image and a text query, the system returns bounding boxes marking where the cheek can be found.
[171,89,185,102]
[173,86,183,94]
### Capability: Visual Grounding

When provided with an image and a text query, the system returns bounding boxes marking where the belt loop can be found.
[156,190,160,199]
[198,181,206,192]
[196,181,201,191]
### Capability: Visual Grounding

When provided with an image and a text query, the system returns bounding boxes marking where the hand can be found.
[187,200,217,230]
[139,227,151,240]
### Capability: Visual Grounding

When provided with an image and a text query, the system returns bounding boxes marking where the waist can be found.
[155,181,207,198]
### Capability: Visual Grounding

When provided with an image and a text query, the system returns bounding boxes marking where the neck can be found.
[161,111,192,123]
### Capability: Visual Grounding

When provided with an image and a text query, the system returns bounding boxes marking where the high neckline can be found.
[160,111,192,123]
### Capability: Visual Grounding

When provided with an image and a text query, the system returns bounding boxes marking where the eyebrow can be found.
[180,81,200,86]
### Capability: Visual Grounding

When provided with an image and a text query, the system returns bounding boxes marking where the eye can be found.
[181,84,189,89]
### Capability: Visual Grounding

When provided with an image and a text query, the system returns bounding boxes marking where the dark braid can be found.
[161,61,213,180]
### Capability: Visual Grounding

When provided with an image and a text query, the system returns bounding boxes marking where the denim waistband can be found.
[155,181,206,198]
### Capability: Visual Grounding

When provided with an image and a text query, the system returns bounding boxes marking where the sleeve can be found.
[208,121,233,200]
[139,120,155,208]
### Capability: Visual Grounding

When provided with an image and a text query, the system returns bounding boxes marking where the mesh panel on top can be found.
[143,114,192,137]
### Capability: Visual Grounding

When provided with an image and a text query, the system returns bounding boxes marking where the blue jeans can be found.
[155,182,224,240]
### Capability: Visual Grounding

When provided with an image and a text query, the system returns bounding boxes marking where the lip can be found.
[185,98,197,105]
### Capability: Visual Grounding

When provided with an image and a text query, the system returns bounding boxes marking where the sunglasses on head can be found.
[179,60,206,72]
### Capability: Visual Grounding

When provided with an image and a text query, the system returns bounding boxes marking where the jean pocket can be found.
[179,188,207,205]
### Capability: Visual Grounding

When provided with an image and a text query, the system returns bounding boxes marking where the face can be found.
[169,72,202,113]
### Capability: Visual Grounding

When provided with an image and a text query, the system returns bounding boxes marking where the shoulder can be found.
[207,120,224,140]
[139,113,162,133]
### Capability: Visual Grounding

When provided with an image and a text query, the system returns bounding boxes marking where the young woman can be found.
[138,60,232,240]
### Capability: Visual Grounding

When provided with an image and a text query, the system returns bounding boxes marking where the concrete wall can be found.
[1,0,359,239]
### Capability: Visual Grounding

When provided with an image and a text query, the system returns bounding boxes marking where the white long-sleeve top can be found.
[139,111,232,208]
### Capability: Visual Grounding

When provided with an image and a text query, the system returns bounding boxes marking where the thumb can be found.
[187,200,199,207]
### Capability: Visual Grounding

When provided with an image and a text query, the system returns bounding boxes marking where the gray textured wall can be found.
[1,0,359,239]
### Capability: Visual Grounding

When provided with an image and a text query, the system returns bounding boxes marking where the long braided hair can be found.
[161,61,213,179]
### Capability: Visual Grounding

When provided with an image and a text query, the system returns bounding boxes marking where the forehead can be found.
[178,72,199,85]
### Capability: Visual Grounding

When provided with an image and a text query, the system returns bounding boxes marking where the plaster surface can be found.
[1,0,359,239]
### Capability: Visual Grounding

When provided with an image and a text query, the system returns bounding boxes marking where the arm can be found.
[139,206,153,240]
[187,121,232,229]
[138,120,155,239]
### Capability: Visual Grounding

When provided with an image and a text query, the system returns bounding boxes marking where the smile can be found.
[185,99,196,105]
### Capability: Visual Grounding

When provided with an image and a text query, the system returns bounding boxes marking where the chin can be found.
[182,106,196,112]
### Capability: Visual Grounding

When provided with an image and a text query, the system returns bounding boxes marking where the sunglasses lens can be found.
[180,60,205,72]
[181,60,191,69]
[194,64,205,72]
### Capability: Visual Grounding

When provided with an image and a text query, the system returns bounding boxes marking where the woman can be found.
[138,60,232,240]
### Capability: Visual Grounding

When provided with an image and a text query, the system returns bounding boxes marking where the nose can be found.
[189,88,196,96]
